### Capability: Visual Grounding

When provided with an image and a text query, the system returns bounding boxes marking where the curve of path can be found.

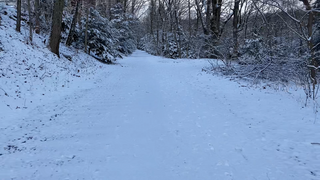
[1,50,319,180]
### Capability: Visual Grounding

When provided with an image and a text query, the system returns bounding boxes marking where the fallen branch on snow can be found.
[0,86,9,96]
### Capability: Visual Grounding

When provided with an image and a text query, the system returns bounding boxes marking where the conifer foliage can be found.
[12,0,141,63]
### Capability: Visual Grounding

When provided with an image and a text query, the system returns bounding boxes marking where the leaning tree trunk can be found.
[49,0,64,57]
[66,0,80,46]
[16,0,21,32]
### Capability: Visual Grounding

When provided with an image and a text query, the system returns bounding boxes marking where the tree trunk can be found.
[131,0,135,14]
[123,0,127,13]
[195,0,207,34]
[66,0,80,46]
[300,0,317,98]
[85,8,89,53]
[150,0,154,35]
[232,0,240,58]
[108,0,112,20]
[34,0,40,34]
[156,0,161,55]
[77,0,83,28]
[205,0,211,35]
[49,0,65,57]
[16,0,21,32]
[174,7,181,58]
[27,0,33,42]
[187,0,191,57]
[211,0,222,40]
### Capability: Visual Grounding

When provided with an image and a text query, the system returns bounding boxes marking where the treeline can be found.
[13,0,145,62]
[140,0,319,98]
[140,0,319,59]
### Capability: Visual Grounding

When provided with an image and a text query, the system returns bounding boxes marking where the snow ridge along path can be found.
[1,50,319,180]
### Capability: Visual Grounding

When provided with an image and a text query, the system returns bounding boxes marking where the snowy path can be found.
[1,51,319,180]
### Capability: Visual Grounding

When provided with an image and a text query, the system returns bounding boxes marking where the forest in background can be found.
[141,0,320,101]
[0,0,320,99]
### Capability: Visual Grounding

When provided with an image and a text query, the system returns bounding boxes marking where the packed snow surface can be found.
[1,50,320,180]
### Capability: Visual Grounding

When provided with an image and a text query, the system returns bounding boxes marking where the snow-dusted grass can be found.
[1,5,320,180]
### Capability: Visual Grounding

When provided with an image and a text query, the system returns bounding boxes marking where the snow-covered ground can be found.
[1,49,320,179]
[1,5,320,180]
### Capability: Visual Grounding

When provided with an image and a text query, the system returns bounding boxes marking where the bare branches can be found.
[252,0,269,25]
[253,60,272,83]
[275,13,306,40]
[264,0,301,23]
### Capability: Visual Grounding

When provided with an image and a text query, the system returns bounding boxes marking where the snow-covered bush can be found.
[110,3,139,56]
[63,4,140,62]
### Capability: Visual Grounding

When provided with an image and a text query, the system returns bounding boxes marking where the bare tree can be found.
[260,0,319,98]
[195,0,207,34]
[300,0,317,98]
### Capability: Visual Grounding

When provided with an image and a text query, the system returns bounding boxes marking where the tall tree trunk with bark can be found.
[27,0,33,42]
[156,0,160,55]
[232,0,240,58]
[123,0,127,13]
[195,0,207,34]
[108,0,112,20]
[211,0,222,40]
[34,0,40,34]
[187,0,191,57]
[49,0,64,57]
[66,0,80,46]
[16,0,21,32]
[85,8,89,53]
[205,0,211,35]
[150,0,155,35]
[131,0,135,14]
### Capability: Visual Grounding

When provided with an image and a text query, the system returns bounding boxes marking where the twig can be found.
[253,61,272,83]
[0,86,8,96]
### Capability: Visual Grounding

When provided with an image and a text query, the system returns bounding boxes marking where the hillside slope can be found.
[0,5,105,121]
